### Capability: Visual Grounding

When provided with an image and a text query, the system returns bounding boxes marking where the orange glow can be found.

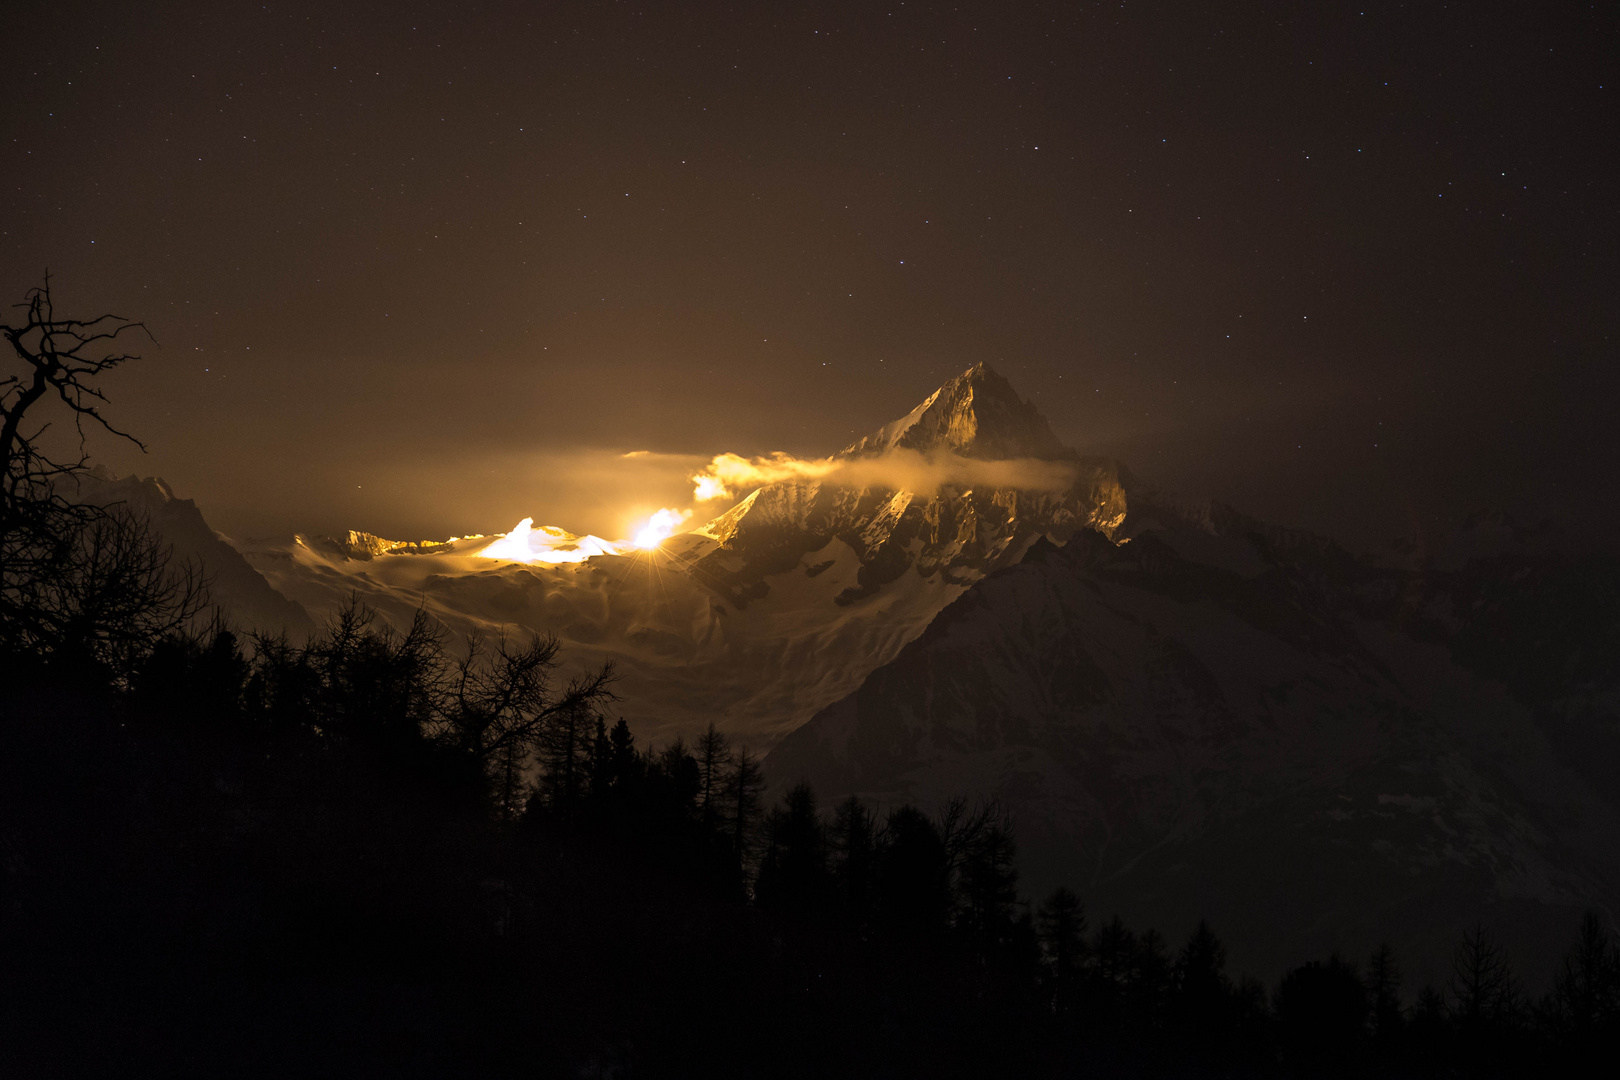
[633,507,692,549]
[691,451,837,501]
[693,473,731,501]
[478,518,624,564]
[477,508,693,563]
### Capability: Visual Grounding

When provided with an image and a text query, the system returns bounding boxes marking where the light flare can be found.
[478,518,621,564]
[478,517,543,561]
[633,507,693,549]
[477,508,694,563]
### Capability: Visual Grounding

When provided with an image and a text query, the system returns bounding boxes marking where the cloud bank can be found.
[691,448,1078,502]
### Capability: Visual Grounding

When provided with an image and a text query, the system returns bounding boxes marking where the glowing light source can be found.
[478,518,620,563]
[478,517,541,561]
[633,507,692,549]
[476,508,693,563]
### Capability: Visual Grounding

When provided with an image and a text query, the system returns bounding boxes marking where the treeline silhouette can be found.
[4,600,1619,1078]
[4,280,1619,1075]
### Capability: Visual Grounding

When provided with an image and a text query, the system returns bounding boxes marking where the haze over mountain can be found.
[231,363,1126,742]
[103,363,1620,984]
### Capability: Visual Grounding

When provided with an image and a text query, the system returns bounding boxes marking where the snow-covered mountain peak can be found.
[840,362,1069,461]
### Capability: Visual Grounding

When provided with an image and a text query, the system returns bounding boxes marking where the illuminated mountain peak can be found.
[840,362,1069,462]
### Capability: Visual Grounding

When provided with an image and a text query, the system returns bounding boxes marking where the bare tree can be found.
[438,626,617,819]
[33,504,207,676]
[1,275,205,674]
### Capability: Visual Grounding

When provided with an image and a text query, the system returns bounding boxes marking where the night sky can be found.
[4,1,1614,548]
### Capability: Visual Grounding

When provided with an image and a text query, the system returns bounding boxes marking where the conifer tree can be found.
[1131,927,1173,1024]
[875,805,950,939]
[755,784,827,918]
[957,818,1020,947]
[1551,910,1620,1041]
[696,722,729,829]
[1091,915,1138,1012]
[1274,955,1369,1074]
[588,717,613,797]
[1447,924,1519,1030]
[1366,942,1404,1048]
[1170,920,1231,1058]
[724,746,763,875]
[829,795,876,930]
[536,702,593,813]
[1036,887,1088,1008]
[607,718,638,786]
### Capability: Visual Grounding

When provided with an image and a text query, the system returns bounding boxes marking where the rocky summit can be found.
[225,363,1132,741]
[688,362,1127,609]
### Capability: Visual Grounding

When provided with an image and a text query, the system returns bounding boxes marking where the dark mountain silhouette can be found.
[767,494,1620,985]
[70,468,312,639]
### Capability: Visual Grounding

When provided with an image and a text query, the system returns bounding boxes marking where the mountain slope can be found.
[70,470,313,639]
[767,510,1620,983]
[238,363,1129,742]
[685,362,1125,610]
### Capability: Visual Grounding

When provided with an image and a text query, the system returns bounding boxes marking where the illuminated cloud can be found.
[691,452,838,500]
[690,448,1077,502]
[633,507,693,548]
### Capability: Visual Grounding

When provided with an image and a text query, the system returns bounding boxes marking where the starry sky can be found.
[3,0,1615,548]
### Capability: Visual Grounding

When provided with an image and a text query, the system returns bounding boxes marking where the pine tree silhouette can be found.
[829,795,877,932]
[1036,887,1087,1012]
[1275,955,1368,1076]
[1365,942,1404,1055]
[1551,910,1620,1047]
[875,805,950,940]
[696,722,729,830]
[724,746,763,880]
[1448,924,1519,1030]
[956,817,1020,950]
[754,784,828,920]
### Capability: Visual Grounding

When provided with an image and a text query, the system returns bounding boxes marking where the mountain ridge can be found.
[68,469,314,639]
[837,361,1071,461]
[685,361,1125,610]
[765,489,1620,984]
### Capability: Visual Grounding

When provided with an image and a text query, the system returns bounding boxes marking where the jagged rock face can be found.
[230,362,1132,742]
[840,362,1071,460]
[767,505,1620,984]
[690,363,1126,610]
[321,531,458,560]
